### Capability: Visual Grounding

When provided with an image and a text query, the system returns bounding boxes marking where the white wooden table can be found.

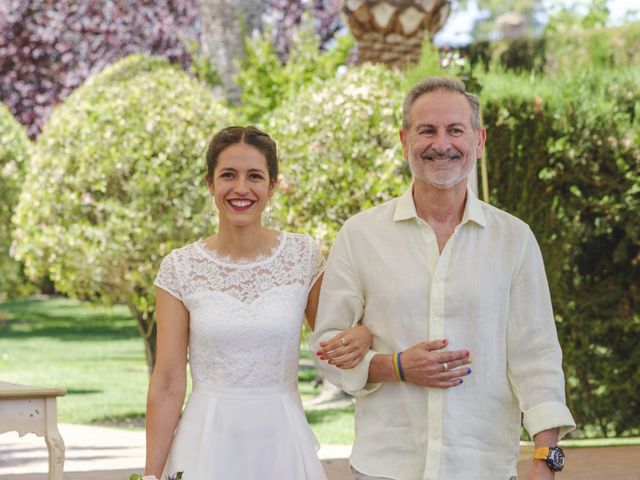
[0,381,66,479]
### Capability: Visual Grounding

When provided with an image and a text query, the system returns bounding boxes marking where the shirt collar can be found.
[393,183,487,228]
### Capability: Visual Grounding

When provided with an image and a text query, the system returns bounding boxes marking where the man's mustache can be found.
[420,149,461,160]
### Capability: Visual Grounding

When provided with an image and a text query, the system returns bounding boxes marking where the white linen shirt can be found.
[310,186,575,480]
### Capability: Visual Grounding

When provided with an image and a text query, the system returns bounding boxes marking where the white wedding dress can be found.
[154,232,327,480]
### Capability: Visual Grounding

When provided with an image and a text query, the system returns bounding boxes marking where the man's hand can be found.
[401,339,471,387]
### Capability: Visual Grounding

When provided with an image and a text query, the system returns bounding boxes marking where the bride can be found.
[144,126,371,479]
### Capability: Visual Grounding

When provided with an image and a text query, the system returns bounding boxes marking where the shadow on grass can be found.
[0,296,138,341]
[65,388,104,395]
[92,411,146,429]
[305,407,355,426]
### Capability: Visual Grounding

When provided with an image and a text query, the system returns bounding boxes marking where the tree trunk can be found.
[130,303,157,374]
[199,0,263,102]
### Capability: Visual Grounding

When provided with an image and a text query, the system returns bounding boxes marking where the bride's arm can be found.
[316,324,372,370]
[144,288,189,477]
[305,274,372,370]
[304,273,323,331]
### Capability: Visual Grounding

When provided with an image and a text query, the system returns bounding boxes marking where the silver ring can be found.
[443,362,448,372]
[341,338,346,346]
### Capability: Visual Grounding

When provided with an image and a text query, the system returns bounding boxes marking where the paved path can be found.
[1,424,639,480]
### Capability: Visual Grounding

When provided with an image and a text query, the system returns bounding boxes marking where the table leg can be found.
[45,398,65,480]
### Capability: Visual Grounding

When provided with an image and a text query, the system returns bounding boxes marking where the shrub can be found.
[0,0,341,137]
[265,63,407,247]
[237,25,354,124]
[0,0,198,138]
[12,54,233,369]
[0,103,32,298]
[480,65,640,436]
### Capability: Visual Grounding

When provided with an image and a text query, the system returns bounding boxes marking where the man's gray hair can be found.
[402,77,482,131]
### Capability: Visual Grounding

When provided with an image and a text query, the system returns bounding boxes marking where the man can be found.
[310,77,575,480]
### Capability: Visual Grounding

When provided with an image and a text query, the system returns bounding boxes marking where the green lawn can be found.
[4,297,640,450]
[0,297,354,443]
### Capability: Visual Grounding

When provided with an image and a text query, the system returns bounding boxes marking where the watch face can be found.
[547,447,565,471]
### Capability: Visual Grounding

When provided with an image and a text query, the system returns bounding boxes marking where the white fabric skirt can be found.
[162,384,327,480]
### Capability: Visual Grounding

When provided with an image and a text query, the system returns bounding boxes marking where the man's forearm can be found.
[533,428,559,447]
[368,353,396,383]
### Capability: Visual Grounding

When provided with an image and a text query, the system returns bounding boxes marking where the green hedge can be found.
[0,103,32,299]
[480,66,640,436]
[12,54,233,369]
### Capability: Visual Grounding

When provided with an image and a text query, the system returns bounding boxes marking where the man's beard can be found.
[408,148,476,190]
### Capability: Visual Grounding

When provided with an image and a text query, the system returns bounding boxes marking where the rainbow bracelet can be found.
[397,352,406,381]
[392,352,405,382]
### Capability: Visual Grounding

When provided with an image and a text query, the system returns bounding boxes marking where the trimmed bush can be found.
[0,103,32,298]
[480,65,640,436]
[12,54,233,369]
[265,63,407,247]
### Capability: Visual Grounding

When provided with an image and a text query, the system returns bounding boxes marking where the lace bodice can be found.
[154,232,325,389]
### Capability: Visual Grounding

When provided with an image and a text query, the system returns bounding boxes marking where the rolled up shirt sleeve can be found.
[309,225,382,397]
[507,229,576,439]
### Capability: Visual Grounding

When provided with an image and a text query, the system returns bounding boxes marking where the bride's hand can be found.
[316,325,372,369]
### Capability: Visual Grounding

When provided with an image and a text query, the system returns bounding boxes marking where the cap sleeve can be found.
[308,236,326,289]
[154,252,182,300]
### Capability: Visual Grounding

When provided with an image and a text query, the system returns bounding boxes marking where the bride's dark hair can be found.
[205,126,278,184]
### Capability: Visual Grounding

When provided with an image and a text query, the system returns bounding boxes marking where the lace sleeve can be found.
[154,252,182,300]
[308,236,326,289]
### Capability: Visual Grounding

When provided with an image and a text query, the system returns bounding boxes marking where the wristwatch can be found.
[532,446,565,471]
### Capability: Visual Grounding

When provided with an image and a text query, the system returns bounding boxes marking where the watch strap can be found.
[532,447,551,460]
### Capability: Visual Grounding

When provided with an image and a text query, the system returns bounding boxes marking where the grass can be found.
[0,297,149,426]
[0,297,354,443]
[3,297,640,448]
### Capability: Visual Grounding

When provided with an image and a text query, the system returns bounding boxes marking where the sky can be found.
[434,0,640,46]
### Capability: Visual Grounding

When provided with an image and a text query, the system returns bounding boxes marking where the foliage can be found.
[465,21,640,73]
[0,0,344,138]
[11,55,232,369]
[454,0,546,41]
[0,0,198,138]
[265,0,342,60]
[403,40,481,94]
[265,63,407,247]
[237,24,354,123]
[544,21,640,73]
[0,103,32,299]
[545,0,610,33]
[479,65,640,436]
